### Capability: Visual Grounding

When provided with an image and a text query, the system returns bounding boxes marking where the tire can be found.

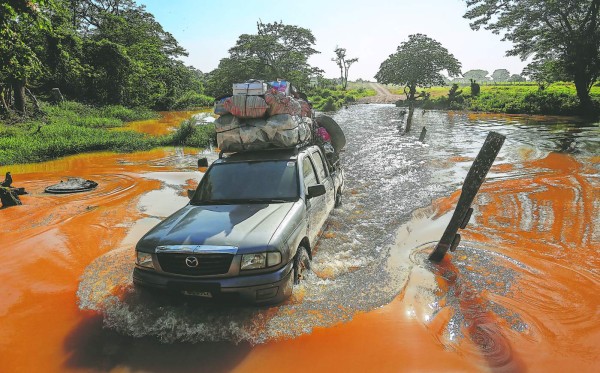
[334,189,343,208]
[293,246,311,285]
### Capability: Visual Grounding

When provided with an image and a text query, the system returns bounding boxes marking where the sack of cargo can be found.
[223,95,268,118]
[214,114,241,133]
[240,120,269,151]
[299,117,313,142]
[217,118,271,152]
[263,114,300,140]
[264,91,301,116]
[271,117,312,148]
[214,97,230,115]
[299,100,312,117]
[269,80,290,95]
[233,80,268,95]
[217,127,242,152]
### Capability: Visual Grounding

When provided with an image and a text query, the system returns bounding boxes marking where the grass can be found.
[0,101,215,166]
[392,82,599,115]
[308,86,376,111]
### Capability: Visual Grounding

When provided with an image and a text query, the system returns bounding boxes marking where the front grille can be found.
[157,253,234,276]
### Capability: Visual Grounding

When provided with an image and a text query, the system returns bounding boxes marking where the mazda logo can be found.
[185,256,199,268]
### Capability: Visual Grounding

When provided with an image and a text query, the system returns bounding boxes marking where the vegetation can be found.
[332,47,359,90]
[1,0,208,115]
[398,82,600,115]
[491,69,511,82]
[464,0,600,114]
[463,69,490,83]
[307,85,375,111]
[375,34,462,101]
[0,101,215,165]
[205,21,322,98]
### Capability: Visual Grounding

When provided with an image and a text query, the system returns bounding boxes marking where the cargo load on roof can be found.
[215,114,312,152]
[214,79,316,152]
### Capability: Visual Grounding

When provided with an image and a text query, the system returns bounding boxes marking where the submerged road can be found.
[1,106,599,372]
[358,82,404,104]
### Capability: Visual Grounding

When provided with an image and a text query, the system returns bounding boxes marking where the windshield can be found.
[191,160,299,204]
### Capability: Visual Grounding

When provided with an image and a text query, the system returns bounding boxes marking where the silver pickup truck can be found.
[133,145,344,304]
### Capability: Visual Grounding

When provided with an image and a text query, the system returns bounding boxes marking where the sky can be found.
[138,0,529,81]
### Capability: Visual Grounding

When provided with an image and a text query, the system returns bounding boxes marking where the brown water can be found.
[1,108,598,372]
[114,110,213,136]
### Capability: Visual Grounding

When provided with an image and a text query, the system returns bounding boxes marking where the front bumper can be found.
[133,261,294,304]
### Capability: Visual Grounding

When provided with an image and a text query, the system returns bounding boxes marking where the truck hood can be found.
[137,202,295,253]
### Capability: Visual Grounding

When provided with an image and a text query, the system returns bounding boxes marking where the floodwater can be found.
[1,106,598,372]
[114,109,214,136]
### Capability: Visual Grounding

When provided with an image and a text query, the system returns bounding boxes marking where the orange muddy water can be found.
[114,110,212,136]
[0,108,598,372]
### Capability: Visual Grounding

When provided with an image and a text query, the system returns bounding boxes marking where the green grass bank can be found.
[0,101,216,166]
[389,82,600,116]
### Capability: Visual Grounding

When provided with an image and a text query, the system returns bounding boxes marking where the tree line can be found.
[3,0,598,117]
[1,0,208,115]
[376,0,600,114]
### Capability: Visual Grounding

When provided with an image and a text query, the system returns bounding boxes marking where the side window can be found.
[302,157,318,192]
[311,151,328,181]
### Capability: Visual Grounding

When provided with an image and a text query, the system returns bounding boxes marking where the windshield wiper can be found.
[191,199,237,205]
[243,198,292,203]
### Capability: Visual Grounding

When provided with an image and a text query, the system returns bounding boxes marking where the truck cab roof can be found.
[216,145,321,164]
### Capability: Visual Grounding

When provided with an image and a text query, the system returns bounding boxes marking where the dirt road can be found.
[358,82,405,104]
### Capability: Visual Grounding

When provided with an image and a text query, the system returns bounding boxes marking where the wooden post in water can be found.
[405,104,415,133]
[419,127,427,142]
[428,131,506,262]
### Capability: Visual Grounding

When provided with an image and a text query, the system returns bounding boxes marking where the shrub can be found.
[167,119,216,148]
[172,92,214,110]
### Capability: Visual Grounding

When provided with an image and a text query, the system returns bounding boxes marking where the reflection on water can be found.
[1,107,599,372]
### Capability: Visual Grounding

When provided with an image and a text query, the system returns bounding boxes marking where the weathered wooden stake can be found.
[428,131,506,262]
[419,127,427,142]
[405,105,415,133]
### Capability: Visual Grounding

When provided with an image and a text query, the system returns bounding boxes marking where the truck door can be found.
[302,155,326,245]
[310,149,335,212]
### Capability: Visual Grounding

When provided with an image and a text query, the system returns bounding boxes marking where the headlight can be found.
[267,252,282,266]
[241,253,266,270]
[136,252,154,269]
[240,252,282,270]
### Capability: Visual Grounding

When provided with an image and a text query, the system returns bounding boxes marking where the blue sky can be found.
[138,0,528,81]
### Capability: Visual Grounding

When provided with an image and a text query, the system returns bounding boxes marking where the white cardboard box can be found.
[233,81,268,95]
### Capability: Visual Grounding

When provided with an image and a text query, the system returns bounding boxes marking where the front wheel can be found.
[293,246,311,285]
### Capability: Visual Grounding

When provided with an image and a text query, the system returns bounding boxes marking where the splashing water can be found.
[76,106,599,353]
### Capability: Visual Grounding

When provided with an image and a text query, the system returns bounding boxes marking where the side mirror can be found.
[187,189,195,199]
[198,157,209,172]
[307,184,326,199]
[198,157,209,167]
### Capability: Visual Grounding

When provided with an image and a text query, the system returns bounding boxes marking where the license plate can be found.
[181,290,212,298]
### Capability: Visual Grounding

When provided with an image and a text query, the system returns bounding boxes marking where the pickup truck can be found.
[133,145,344,304]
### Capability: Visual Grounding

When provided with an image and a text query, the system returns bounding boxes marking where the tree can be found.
[0,0,50,114]
[491,69,510,82]
[225,20,322,91]
[464,0,600,113]
[332,47,358,90]
[508,74,526,82]
[463,69,489,82]
[375,34,462,101]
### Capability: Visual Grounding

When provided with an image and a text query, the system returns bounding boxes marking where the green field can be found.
[386,82,600,115]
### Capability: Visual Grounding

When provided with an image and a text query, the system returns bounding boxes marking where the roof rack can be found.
[218,142,312,159]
